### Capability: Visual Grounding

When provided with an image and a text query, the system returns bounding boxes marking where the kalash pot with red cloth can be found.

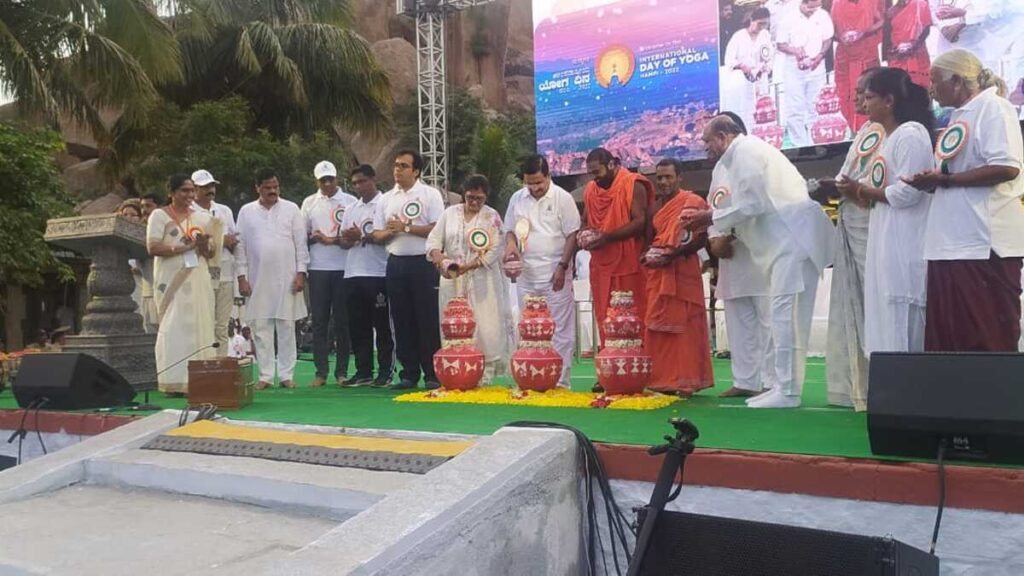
[595,290,652,395]
[433,296,485,390]
[510,295,563,392]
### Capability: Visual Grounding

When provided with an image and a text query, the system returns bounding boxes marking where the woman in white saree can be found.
[426,175,513,383]
[146,175,218,396]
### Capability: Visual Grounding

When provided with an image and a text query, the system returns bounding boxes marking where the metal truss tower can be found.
[398,0,495,191]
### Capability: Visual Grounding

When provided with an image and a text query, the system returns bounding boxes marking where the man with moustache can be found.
[502,154,581,388]
[236,168,310,389]
[191,169,239,353]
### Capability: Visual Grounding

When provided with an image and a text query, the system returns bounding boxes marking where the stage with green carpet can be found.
[0,357,874,460]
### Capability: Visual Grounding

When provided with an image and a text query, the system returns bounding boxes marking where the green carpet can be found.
[0,356,875,460]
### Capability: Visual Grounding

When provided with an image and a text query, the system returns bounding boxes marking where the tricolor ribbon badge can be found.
[361,219,374,237]
[869,157,887,189]
[935,121,968,173]
[185,225,203,242]
[710,186,730,209]
[401,200,423,222]
[467,227,492,254]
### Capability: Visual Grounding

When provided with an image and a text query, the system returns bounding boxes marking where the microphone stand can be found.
[626,418,699,576]
[124,342,220,411]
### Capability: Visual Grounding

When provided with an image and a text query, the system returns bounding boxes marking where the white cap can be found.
[191,169,219,187]
[314,161,337,180]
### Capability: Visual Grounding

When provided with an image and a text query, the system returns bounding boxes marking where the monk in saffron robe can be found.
[886,0,932,88]
[559,148,653,348]
[831,0,883,132]
[642,159,714,396]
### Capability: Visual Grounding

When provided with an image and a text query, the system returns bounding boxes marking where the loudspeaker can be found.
[867,352,1024,464]
[636,509,938,576]
[12,353,136,409]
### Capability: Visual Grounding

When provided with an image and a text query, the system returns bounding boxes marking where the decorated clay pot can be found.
[814,85,841,115]
[440,297,476,340]
[752,124,784,148]
[753,96,777,125]
[510,295,563,392]
[595,291,652,395]
[434,297,485,390]
[811,115,849,145]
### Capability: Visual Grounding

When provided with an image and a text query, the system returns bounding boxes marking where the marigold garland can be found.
[393,386,679,410]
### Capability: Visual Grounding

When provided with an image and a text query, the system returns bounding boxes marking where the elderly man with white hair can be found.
[680,114,834,408]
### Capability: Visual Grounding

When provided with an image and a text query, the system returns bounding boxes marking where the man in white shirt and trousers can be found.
[681,115,834,408]
[502,155,582,388]
[339,164,395,387]
[776,0,834,146]
[706,113,776,399]
[372,150,446,390]
[236,168,310,389]
[301,161,357,387]
[191,169,239,354]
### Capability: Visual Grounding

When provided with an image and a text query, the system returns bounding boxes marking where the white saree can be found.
[147,208,217,393]
[426,204,513,383]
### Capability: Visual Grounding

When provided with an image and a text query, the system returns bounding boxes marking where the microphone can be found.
[155,342,220,378]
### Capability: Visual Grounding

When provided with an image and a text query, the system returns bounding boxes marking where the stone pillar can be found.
[45,215,157,392]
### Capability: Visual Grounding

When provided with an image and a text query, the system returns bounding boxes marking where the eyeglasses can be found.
[394,162,413,170]
[464,195,487,203]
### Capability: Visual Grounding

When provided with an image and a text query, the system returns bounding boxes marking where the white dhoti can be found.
[769,259,819,398]
[251,318,298,383]
[723,295,775,392]
[517,279,576,388]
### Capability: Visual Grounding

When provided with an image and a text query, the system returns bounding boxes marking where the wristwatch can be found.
[557,261,569,270]
[404,225,411,234]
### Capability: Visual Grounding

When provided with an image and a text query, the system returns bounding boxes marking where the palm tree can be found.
[0,0,181,143]
[161,0,392,139]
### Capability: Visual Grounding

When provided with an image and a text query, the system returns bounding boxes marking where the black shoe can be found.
[340,375,373,388]
[371,377,392,388]
[389,379,417,391]
[591,384,605,393]
[424,380,441,391]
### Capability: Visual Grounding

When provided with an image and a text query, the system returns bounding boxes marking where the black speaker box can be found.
[868,352,1024,464]
[636,509,938,576]
[12,353,136,409]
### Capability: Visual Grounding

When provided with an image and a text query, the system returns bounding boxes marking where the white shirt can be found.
[502,184,581,284]
[708,163,770,299]
[724,28,772,79]
[341,192,389,278]
[924,87,1024,260]
[373,180,446,256]
[864,122,933,354]
[713,135,835,295]
[191,200,237,280]
[778,8,834,78]
[228,334,249,358]
[235,199,310,321]
[301,189,357,271]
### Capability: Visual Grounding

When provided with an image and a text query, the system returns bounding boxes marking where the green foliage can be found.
[132,97,347,211]
[0,123,74,288]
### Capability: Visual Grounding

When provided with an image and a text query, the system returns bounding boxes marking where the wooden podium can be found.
[187,357,255,410]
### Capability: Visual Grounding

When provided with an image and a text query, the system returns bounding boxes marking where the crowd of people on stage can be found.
[126,46,1022,411]
[719,0,1024,148]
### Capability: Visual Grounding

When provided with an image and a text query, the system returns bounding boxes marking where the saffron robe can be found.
[888,0,932,87]
[645,191,714,394]
[832,0,883,132]
[585,169,656,346]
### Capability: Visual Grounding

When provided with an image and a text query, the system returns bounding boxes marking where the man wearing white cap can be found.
[191,169,238,353]
[300,160,358,386]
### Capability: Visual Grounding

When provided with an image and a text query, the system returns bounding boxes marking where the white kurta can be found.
[235,199,310,321]
[503,184,581,387]
[826,122,879,409]
[721,28,773,130]
[147,208,217,393]
[426,204,513,382]
[709,162,775,392]
[778,8,834,146]
[864,122,934,355]
[714,135,835,401]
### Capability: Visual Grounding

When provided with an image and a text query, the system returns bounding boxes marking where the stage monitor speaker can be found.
[12,353,136,410]
[636,509,938,576]
[867,352,1024,464]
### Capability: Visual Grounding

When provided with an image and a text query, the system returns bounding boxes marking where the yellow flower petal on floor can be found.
[393,386,680,411]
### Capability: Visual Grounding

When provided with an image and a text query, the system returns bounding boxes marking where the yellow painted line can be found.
[165,420,473,458]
